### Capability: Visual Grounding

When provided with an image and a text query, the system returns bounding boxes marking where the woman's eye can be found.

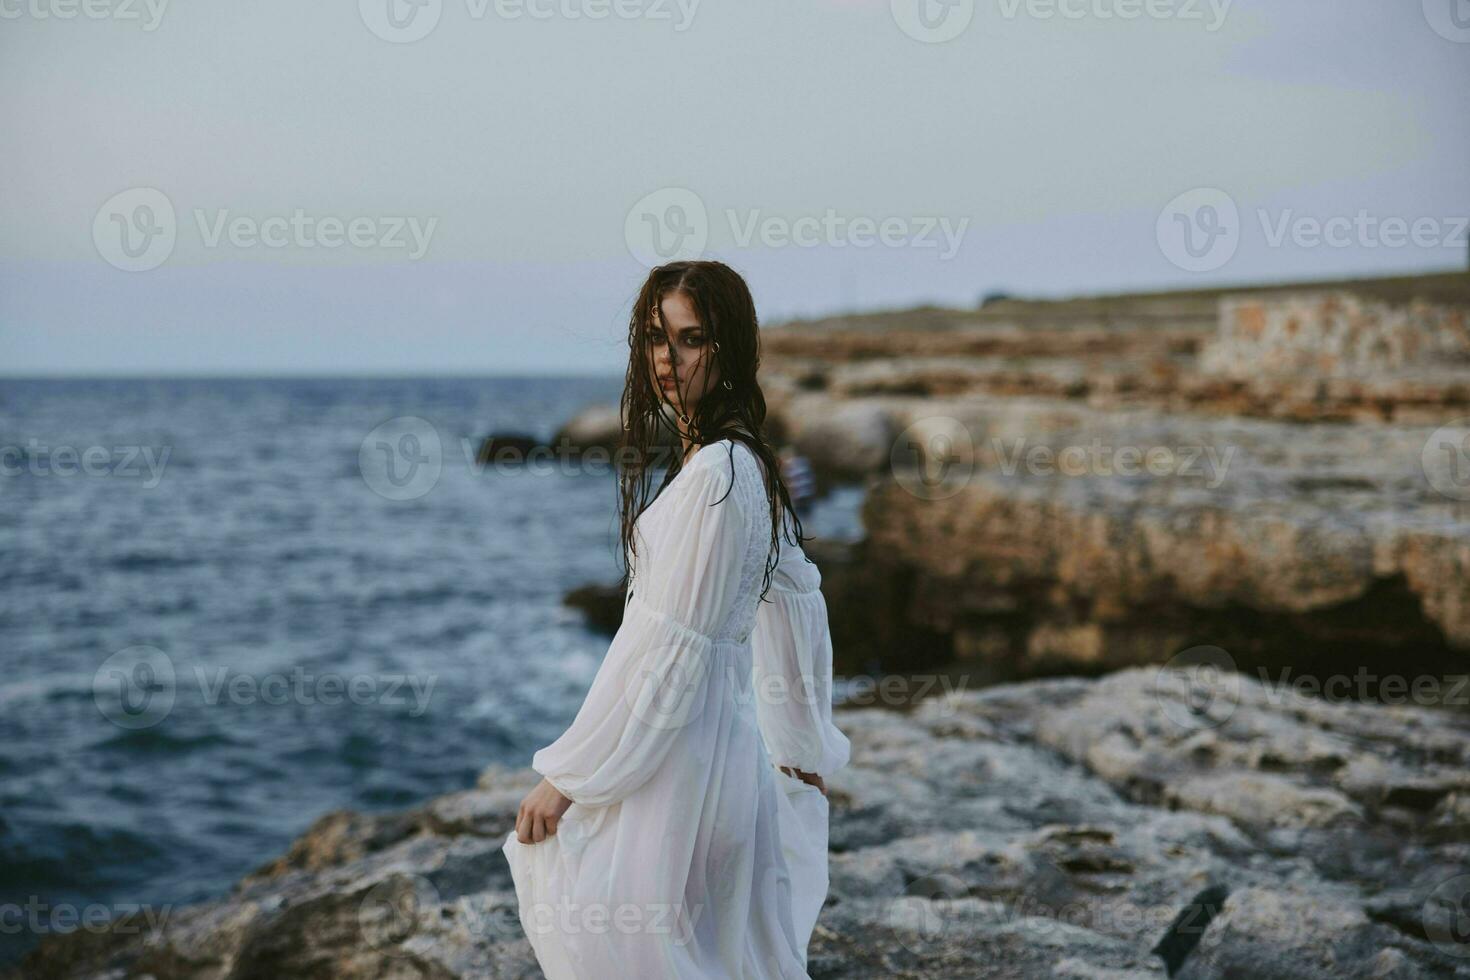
[684,335,704,348]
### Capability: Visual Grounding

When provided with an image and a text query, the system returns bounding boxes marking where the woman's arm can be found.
[751,522,851,783]
[515,451,754,841]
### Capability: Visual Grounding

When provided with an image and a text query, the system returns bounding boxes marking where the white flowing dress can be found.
[501,438,851,979]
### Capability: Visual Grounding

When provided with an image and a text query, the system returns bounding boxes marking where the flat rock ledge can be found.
[15,668,1470,979]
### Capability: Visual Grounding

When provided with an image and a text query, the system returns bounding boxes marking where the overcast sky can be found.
[2,0,1466,375]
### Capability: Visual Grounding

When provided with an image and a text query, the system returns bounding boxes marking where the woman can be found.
[501,260,851,978]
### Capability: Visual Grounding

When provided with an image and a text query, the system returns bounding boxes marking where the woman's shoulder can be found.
[687,439,765,505]
[690,437,761,475]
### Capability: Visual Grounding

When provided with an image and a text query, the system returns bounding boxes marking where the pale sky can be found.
[2,0,1467,375]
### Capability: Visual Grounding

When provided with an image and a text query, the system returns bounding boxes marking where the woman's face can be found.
[647,290,719,417]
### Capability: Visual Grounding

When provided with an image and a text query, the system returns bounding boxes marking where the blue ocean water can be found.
[0,377,870,966]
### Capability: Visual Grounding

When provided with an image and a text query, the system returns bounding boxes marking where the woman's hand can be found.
[515,778,573,844]
[779,765,827,797]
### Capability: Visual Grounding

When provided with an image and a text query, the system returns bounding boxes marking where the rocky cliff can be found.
[17,667,1470,979]
[751,275,1470,682]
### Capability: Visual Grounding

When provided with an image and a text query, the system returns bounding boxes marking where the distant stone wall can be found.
[1201,292,1470,378]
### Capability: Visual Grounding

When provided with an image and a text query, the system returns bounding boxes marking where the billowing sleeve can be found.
[531,453,751,808]
[751,515,852,778]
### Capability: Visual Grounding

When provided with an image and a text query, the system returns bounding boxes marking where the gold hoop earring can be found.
[722,380,733,390]
[712,341,720,353]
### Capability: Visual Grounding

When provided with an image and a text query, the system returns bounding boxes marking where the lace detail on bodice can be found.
[626,439,772,646]
[705,440,773,645]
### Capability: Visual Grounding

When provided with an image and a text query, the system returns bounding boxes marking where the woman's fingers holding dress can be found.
[536,812,558,842]
[516,799,537,844]
[515,803,553,844]
[779,765,828,797]
[515,780,570,843]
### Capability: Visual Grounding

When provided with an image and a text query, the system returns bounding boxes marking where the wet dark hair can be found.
[616,260,809,604]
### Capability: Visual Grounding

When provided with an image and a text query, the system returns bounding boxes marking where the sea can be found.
[0,376,864,966]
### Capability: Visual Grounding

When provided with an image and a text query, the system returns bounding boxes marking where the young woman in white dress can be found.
[501,260,851,978]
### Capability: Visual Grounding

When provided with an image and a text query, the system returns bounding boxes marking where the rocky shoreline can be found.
[16,666,1470,978]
